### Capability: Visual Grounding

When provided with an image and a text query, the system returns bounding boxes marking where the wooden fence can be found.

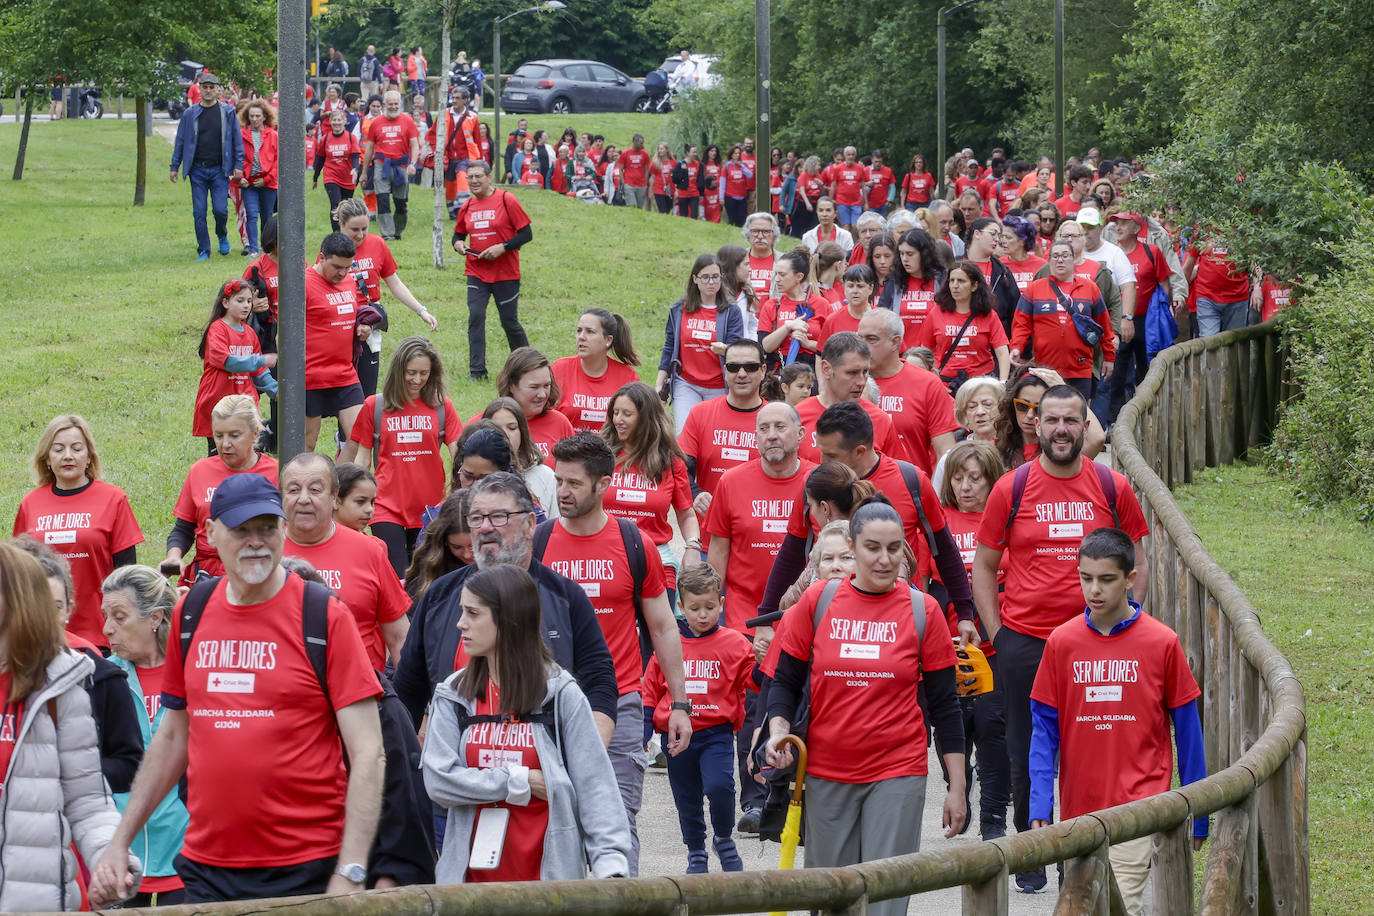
[101,321,1306,915]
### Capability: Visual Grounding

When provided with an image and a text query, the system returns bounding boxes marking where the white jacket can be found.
[0,650,141,911]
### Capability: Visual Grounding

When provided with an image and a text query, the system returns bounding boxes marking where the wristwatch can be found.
[671,700,692,714]
[334,863,368,885]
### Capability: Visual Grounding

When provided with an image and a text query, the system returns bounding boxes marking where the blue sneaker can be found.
[686,848,708,875]
[218,236,231,255]
[196,252,211,262]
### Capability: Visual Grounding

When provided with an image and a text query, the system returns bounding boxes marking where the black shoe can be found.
[736,806,761,835]
[1015,867,1047,893]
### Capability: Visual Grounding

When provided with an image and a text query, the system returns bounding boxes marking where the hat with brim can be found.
[209,473,285,528]
[198,72,221,85]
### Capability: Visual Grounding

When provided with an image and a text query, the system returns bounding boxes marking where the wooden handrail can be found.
[94,322,1307,916]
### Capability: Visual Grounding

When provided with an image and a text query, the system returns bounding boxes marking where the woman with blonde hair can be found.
[0,542,141,910]
[13,414,142,648]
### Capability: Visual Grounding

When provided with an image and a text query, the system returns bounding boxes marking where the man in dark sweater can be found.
[169,72,244,261]
[393,472,618,741]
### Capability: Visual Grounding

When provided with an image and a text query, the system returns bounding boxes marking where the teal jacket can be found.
[109,656,189,881]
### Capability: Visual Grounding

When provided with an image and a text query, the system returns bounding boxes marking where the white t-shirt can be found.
[1085,239,1137,291]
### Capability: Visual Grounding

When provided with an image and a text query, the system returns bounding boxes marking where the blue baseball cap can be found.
[209,473,285,528]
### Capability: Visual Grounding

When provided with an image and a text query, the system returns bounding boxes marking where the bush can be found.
[667,86,754,156]
[1269,213,1374,522]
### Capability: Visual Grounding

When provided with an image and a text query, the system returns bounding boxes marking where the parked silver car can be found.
[500,59,646,114]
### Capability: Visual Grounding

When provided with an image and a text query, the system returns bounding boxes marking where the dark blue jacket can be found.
[658,299,745,382]
[393,559,618,727]
[170,101,244,178]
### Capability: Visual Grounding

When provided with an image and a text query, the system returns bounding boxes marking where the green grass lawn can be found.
[0,117,740,555]
[1172,462,1374,914]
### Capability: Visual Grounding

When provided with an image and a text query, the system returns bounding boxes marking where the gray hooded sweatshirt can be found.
[423,665,630,883]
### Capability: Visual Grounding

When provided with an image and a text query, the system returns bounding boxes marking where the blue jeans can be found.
[239,186,277,252]
[665,723,737,849]
[670,377,726,434]
[837,203,863,225]
[188,165,230,256]
[1196,297,1249,337]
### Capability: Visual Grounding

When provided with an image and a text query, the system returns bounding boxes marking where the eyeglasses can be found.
[1013,398,1039,415]
[725,361,763,374]
[1049,252,1075,260]
[466,509,530,529]
[696,273,723,283]
[748,228,773,237]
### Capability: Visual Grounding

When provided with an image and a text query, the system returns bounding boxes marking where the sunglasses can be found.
[725,361,763,374]
[1013,398,1039,415]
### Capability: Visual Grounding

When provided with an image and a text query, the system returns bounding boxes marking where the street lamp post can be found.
[493,0,564,183]
[936,0,982,202]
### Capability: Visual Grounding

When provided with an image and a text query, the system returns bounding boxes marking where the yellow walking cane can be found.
[769,735,808,916]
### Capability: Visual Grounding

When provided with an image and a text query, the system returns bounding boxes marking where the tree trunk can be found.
[12,93,34,181]
[433,7,454,269]
[134,94,147,205]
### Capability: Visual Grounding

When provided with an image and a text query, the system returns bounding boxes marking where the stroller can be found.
[448,64,479,111]
[640,68,673,113]
[568,173,604,204]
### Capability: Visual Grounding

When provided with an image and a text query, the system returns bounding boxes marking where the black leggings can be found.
[724,196,749,226]
[372,521,420,578]
[355,345,381,398]
[655,193,674,214]
[677,196,700,219]
[324,182,355,231]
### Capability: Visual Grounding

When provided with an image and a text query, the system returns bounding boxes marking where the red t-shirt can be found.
[794,395,909,467]
[1010,276,1116,380]
[0,672,21,800]
[284,525,411,671]
[1031,612,1200,818]
[678,161,702,198]
[678,305,724,388]
[620,148,649,186]
[454,189,532,284]
[942,508,998,655]
[827,163,869,206]
[1002,254,1047,294]
[316,130,360,188]
[304,267,362,390]
[975,459,1149,639]
[723,162,751,198]
[787,454,949,580]
[652,158,677,196]
[1260,277,1292,322]
[895,276,938,349]
[815,306,867,349]
[348,234,398,303]
[758,293,829,357]
[366,113,419,160]
[642,626,753,731]
[678,397,761,501]
[870,365,960,475]
[704,459,813,633]
[551,357,640,433]
[194,320,266,437]
[245,254,279,319]
[775,579,957,782]
[171,454,279,581]
[955,175,990,200]
[463,683,550,883]
[902,171,934,205]
[1190,243,1250,303]
[916,309,1009,378]
[348,396,460,527]
[541,518,667,695]
[603,456,692,551]
[1121,242,1167,315]
[162,575,382,867]
[769,168,784,213]
[867,166,895,209]
[801,173,825,201]
[992,179,1021,217]
[14,481,144,647]
[747,253,775,298]
[1054,192,1085,218]
[526,409,576,465]
[702,164,722,215]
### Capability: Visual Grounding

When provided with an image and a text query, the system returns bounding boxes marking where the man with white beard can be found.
[90,473,384,904]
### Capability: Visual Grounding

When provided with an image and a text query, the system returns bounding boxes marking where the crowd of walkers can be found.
[8,106,1293,910]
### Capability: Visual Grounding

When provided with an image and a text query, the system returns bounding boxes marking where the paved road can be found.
[637,742,1060,914]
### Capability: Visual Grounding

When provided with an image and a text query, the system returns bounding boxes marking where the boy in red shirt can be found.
[1029,527,1206,914]
[643,565,753,875]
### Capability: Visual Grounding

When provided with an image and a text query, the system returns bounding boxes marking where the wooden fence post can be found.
[1152,819,1195,916]
[1054,841,1111,916]
[1201,793,1259,915]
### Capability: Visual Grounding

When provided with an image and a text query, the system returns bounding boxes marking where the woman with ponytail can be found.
[552,309,643,434]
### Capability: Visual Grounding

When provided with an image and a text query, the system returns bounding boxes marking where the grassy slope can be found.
[1172,463,1374,914]
[0,116,739,556]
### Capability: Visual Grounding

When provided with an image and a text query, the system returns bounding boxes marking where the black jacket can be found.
[393,560,618,727]
[369,674,435,887]
[75,647,144,793]
[877,268,948,316]
[983,255,1021,336]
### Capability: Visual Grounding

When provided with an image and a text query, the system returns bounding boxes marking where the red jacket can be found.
[240,126,279,189]
[1011,275,1116,379]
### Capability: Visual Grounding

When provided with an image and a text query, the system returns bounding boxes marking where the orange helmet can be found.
[954,642,994,697]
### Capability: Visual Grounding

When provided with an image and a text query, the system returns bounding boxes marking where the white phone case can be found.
[468,806,510,870]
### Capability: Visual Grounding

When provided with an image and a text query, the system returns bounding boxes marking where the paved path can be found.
[637,743,1060,914]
